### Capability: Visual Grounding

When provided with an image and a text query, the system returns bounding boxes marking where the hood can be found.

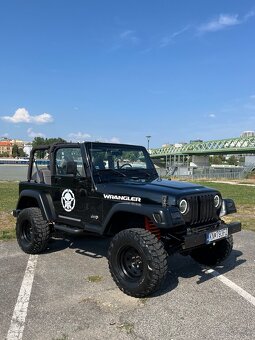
[97,179,218,205]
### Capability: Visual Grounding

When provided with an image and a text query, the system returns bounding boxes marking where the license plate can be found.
[206,228,228,244]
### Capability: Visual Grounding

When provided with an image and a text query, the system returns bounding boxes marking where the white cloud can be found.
[1,108,53,124]
[120,30,134,39]
[244,10,255,21]
[68,133,120,143]
[120,30,139,44]
[209,113,216,118]
[33,113,53,124]
[68,132,91,142]
[108,137,120,143]
[198,10,255,34]
[97,137,121,143]
[27,128,45,138]
[198,14,240,33]
[160,26,190,47]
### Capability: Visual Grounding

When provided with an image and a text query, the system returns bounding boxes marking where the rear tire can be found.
[108,228,168,297]
[190,236,233,266]
[16,208,50,254]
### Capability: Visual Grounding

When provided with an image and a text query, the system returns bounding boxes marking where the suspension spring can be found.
[145,217,161,239]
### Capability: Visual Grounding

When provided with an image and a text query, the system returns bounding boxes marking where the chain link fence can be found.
[157,165,255,180]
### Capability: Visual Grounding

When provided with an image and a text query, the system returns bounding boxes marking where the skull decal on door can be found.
[61,189,76,212]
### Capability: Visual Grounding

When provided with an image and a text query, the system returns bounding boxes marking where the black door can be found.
[51,145,102,228]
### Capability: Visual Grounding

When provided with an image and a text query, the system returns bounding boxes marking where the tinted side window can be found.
[55,148,85,176]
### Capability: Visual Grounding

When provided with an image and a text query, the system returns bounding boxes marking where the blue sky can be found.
[0,0,255,148]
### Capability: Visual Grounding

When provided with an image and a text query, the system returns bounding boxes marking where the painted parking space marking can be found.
[4,253,255,340]
[6,255,38,340]
[204,268,255,307]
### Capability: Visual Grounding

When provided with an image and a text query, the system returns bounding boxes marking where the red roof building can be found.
[0,141,13,156]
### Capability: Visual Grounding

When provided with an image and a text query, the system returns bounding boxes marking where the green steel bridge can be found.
[150,136,255,158]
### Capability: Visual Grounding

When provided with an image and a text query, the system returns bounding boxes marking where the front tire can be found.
[16,208,50,254]
[108,228,168,297]
[190,236,233,266]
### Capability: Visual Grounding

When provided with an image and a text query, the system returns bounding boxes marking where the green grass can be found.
[0,181,18,240]
[52,334,69,340]
[87,275,103,283]
[0,181,19,212]
[193,181,255,205]
[0,180,254,240]
[193,181,255,231]
[118,322,134,334]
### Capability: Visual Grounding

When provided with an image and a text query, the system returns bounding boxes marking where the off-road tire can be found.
[108,228,168,297]
[16,207,50,254]
[190,235,233,266]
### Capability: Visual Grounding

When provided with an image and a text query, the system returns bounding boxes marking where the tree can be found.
[11,144,27,158]
[0,152,10,158]
[32,137,66,149]
[12,144,19,157]
[32,137,45,148]
[32,137,67,159]
[210,155,225,165]
[122,151,140,162]
[18,148,26,157]
[227,155,238,166]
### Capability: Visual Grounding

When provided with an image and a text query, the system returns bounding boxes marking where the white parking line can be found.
[205,268,255,307]
[6,255,38,340]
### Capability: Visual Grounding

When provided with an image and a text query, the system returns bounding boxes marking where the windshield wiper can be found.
[126,169,156,180]
[94,169,127,177]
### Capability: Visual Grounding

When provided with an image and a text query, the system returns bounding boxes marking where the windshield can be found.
[86,143,158,183]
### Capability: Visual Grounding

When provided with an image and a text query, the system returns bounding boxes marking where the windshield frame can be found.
[84,142,158,183]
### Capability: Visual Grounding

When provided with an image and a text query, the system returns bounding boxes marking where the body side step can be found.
[54,224,84,234]
[54,223,103,235]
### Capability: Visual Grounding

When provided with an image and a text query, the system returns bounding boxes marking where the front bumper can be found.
[182,222,241,250]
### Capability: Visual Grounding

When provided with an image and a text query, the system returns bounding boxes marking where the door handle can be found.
[54,176,62,184]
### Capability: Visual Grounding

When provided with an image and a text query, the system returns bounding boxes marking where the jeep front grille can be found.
[183,194,217,225]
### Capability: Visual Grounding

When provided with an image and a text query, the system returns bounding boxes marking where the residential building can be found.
[0,140,13,156]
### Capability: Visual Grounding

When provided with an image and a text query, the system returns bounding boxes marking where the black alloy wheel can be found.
[118,246,144,281]
[20,220,33,244]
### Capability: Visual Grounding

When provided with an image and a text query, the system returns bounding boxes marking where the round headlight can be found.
[179,199,188,214]
[214,195,221,208]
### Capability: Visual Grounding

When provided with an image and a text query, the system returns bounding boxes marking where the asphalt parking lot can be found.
[1,230,255,340]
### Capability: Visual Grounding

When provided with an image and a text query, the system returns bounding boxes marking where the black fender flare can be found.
[102,202,185,234]
[16,190,57,222]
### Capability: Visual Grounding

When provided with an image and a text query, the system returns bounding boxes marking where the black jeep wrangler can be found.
[14,142,241,297]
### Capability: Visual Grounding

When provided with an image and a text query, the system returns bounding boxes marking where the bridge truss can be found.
[150,136,255,158]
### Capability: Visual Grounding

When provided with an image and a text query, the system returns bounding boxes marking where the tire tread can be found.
[108,228,168,297]
[16,207,50,254]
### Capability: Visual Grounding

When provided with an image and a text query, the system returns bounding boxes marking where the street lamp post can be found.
[146,135,151,150]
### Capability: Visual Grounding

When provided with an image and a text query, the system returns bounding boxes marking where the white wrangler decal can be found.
[103,194,141,202]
